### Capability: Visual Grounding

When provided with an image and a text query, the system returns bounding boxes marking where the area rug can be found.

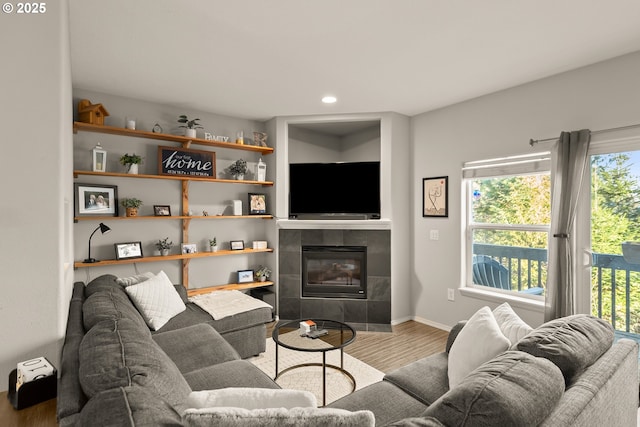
[248,334,384,405]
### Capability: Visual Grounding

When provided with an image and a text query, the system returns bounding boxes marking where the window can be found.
[463,153,551,298]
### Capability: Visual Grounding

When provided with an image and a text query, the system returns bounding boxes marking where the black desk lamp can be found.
[84,223,111,263]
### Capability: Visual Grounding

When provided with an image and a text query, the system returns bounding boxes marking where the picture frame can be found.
[153,205,171,216]
[181,243,198,254]
[248,193,267,215]
[114,242,143,260]
[230,240,245,251]
[158,146,216,178]
[237,269,254,283]
[74,183,118,217]
[423,176,448,217]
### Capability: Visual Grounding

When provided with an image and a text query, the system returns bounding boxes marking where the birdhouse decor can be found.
[77,99,110,126]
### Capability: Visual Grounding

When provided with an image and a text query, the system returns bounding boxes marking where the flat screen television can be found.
[289,161,380,219]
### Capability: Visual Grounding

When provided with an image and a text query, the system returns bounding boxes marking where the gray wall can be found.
[0,1,73,391]
[410,51,640,329]
[72,89,273,289]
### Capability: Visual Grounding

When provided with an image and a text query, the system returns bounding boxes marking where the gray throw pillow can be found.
[516,314,614,385]
[423,351,565,427]
[82,291,148,331]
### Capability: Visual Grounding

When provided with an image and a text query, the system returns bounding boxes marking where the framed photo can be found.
[153,205,171,216]
[74,183,118,217]
[423,176,448,217]
[237,270,254,283]
[230,240,245,251]
[114,242,143,260]
[181,243,198,254]
[248,193,267,215]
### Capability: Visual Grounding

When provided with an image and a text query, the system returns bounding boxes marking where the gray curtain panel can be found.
[545,129,591,321]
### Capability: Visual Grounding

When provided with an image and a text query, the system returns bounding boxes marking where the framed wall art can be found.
[422,176,448,218]
[230,240,244,250]
[114,242,143,260]
[74,183,118,217]
[237,269,254,283]
[248,193,266,215]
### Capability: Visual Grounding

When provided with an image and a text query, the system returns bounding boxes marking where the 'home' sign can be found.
[158,146,216,177]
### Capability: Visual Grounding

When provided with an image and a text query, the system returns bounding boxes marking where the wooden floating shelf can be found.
[187,281,274,296]
[73,122,274,155]
[73,170,274,186]
[74,215,273,222]
[73,248,273,269]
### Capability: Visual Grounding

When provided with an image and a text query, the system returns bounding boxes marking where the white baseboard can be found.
[412,316,451,332]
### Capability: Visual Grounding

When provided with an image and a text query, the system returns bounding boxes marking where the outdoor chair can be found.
[472,255,543,295]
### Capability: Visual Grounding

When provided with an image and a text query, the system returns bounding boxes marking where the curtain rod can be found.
[529,123,640,146]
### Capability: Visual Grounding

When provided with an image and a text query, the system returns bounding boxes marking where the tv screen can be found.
[289,162,380,218]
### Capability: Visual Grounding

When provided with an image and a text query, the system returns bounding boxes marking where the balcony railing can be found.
[473,244,640,334]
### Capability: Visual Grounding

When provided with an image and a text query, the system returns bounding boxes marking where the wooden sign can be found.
[158,146,216,177]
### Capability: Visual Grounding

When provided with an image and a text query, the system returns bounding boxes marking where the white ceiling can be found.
[69,0,640,122]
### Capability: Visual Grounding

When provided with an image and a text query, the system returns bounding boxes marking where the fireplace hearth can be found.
[302,246,366,299]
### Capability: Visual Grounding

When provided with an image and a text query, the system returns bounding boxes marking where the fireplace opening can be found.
[302,246,366,299]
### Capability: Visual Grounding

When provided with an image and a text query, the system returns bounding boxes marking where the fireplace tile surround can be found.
[278,228,391,332]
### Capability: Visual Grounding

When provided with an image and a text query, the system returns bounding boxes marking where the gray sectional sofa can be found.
[58,273,639,426]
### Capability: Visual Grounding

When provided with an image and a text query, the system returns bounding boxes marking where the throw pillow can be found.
[183,407,375,427]
[492,302,533,344]
[116,271,155,287]
[124,270,186,330]
[447,306,510,388]
[424,351,565,427]
[516,314,614,385]
[187,388,317,410]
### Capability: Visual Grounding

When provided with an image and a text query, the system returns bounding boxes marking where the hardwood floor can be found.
[0,320,448,427]
[267,320,449,373]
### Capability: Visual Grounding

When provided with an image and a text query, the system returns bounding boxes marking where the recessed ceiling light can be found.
[322,96,337,104]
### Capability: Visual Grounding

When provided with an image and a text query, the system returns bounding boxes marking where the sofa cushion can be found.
[328,381,429,426]
[187,388,317,410]
[423,351,565,427]
[492,302,533,344]
[384,352,449,406]
[447,306,510,387]
[78,318,191,412]
[79,386,183,426]
[152,323,240,374]
[83,291,148,332]
[125,270,186,330]
[516,314,614,385]
[115,272,155,287]
[184,360,279,391]
[183,407,375,427]
[84,274,126,297]
[387,417,446,426]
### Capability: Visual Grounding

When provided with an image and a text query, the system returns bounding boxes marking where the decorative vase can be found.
[127,163,139,174]
[185,128,197,138]
[236,174,244,181]
[161,249,170,256]
[210,245,218,253]
[126,207,138,217]
[259,276,267,282]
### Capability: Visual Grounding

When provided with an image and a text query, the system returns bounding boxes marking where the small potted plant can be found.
[177,115,203,138]
[155,237,173,256]
[255,265,272,282]
[119,153,143,174]
[229,159,248,180]
[120,197,143,217]
[208,237,218,252]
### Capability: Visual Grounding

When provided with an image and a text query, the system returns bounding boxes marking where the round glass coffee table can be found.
[272,319,356,406]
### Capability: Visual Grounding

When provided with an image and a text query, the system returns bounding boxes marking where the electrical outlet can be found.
[430,230,439,240]
[447,288,455,301]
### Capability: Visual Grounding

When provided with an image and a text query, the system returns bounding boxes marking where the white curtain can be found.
[545,129,591,321]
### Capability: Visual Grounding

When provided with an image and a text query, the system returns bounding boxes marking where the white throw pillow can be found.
[124,270,186,330]
[115,271,155,287]
[187,388,317,410]
[183,407,375,427]
[492,302,533,344]
[448,306,510,388]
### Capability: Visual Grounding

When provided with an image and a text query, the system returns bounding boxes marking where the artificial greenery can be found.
[209,237,217,247]
[229,159,248,177]
[256,265,272,279]
[119,153,143,165]
[120,197,143,208]
[155,237,173,250]
[177,115,203,129]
